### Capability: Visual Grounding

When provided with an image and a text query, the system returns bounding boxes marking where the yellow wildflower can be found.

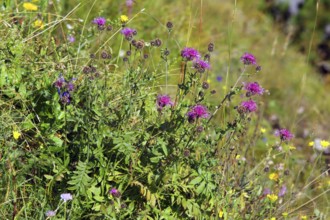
[235,154,241,160]
[13,131,21,140]
[308,141,314,147]
[207,79,211,84]
[260,128,266,134]
[120,15,129,23]
[267,194,278,203]
[320,140,330,148]
[271,218,276,220]
[218,210,224,218]
[301,215,308,220]
[282,212,289,217]
[33,19,44,29]
[23,2,38,11]
[269,172,279,181]
[289,145,296,150]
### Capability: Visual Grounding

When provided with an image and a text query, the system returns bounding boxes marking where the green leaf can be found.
[50,136,63,147]
[196,181,206,195]
[189,176,203,186]
[161,143,168,156]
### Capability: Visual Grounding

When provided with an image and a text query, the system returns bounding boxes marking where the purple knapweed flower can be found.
[60,193,73,202]
[46,210,56,217]
[126,0,134,7]
[263,188,271,195]
[240,100,257,113]
[121,27,136,40]
[243,82,264,96]
[275,129,294,141]
[241,52,257,65]
[93,17,106,26]
[181,47,201,61]
[187,104,209,123]
[193,59,210,73]
[110,188,121,198]
[157,95,173,111]
[278,185,287,197]
[54,75,65,89]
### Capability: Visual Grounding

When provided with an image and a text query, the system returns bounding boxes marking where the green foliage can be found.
[0,1,329,219]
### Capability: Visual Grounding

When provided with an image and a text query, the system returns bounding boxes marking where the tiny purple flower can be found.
[54,75,65,89]
[93,17,106,26]
[181,47,201,61]
[46,210,56,217]
[121,27,136,40]
[263,188,271,195]
[243,82,264,95]
[216,75,223,82]
[60,193,72,202]
[193,59,210,73]
[67,35,75,43]
[278,185,287,197]
[110,188,121,198]
[240,52,257,65]
[240,100,257,112]
[157,95,173,111]
[275,129,294,141]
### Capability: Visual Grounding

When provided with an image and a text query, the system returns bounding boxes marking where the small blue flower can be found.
[216,75,223,82]
[60,193,73,202]
[46,210,56,217]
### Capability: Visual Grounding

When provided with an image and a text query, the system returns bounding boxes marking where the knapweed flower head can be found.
[193,59,211,73]
[23,2,38,11]
[187,104,209,123]
[126,0,134,7]
[157,95,173,111]
[110,188,121,198]
[240,100,257,113]
[120,15,129,23]
[278,185,287,197]
[60,193,73,202]
[243,82,264,96]
[181,47,200,61]
[54,75,65,89]
[275,129,294,141]
[241,52,257,65]
[263,188,271,195]
[121,27,136,40]
[93,17,106,27]
[45,210,56,217]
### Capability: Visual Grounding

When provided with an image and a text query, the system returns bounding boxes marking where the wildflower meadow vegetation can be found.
[1,0,329,219]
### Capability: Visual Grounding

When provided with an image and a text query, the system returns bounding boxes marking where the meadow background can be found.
[0,0,330,219]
